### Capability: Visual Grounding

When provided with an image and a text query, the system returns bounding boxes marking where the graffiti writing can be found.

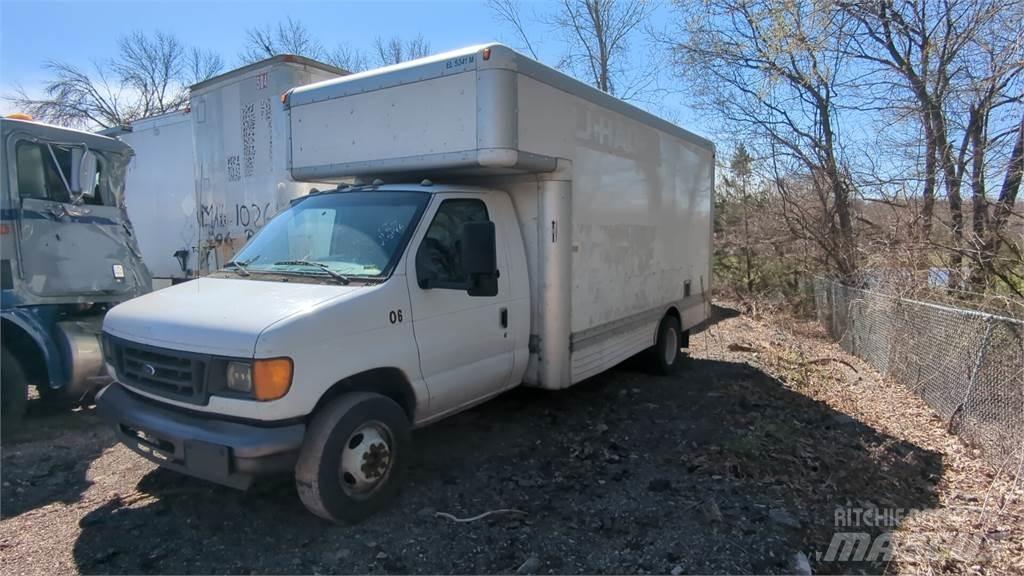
[198,201,273,244]
[242,102,256,177]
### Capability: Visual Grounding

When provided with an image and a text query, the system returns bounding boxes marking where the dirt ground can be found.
[1,304,1020,575]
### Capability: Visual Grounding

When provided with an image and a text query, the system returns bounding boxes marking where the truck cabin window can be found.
[229,191,428,279]
[15,142,109,206]
[416,199,490,289]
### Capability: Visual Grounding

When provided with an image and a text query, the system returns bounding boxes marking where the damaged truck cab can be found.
[1,116,151,426]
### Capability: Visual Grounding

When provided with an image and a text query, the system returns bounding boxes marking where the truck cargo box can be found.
[286,44,714,388]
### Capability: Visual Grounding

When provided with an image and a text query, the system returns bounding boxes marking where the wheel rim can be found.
[663,326,678,366]
[338,421,393,498]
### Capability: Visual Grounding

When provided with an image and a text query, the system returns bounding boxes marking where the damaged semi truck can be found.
[96,44,714,522]
[1,116,151,427]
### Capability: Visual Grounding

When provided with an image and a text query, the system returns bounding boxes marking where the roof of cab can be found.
[1,117,132,154]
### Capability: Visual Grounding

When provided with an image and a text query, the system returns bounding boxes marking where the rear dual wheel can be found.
[295,392,411,523]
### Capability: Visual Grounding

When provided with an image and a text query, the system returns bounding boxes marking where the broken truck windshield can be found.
[229,191,429,279]
[16,141,113,206]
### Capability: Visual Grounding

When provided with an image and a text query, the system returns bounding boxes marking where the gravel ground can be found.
[0,304,1018,575]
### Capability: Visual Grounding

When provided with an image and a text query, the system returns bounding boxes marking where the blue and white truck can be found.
[1,115,151,427]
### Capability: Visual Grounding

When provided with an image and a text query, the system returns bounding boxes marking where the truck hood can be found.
[103,277,363,357]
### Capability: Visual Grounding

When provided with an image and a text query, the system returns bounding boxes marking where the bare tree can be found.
[490,0,540,59]
[841,0,1022,289]
[115,31,189,116]
[554,0,650,96]
[240,17,326,63]
[667,0,858,278]
[373,34,432,66]
[185,47,225,85]
[489,0,659,101]
[7,31,221,129]
[327,44,370,73]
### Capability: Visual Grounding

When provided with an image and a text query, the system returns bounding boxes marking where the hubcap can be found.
[664,327,678,366]
[339,422,393,497]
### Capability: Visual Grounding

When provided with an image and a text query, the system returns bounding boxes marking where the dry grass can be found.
[695,302,1023,574]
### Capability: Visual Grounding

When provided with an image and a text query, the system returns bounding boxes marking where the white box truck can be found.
[117,56,344,287]
[97,44,714,523]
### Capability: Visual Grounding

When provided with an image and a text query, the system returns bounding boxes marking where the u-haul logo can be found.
[577,108,641,157]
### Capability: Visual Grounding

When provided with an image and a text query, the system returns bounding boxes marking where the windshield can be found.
[228,191,429,279]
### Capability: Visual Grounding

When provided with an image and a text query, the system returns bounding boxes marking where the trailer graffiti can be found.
[227,155,241,182]
[198,202,273,243]
[236,202,272,236]
[242,102,256,178]
[260,98,273,165]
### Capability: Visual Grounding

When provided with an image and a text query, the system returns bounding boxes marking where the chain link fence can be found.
[814,278,1024,468]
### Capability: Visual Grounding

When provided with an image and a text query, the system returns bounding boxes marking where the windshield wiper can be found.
[224,256,259,277]
[223,260,251,276]
[273,260,351,285]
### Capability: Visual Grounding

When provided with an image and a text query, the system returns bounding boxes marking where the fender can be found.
[0,305,65,391]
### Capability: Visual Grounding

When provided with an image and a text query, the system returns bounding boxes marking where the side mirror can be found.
[461,221,498,297]
[70,147,98,198]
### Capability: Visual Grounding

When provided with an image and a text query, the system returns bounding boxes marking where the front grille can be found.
[112,338,208,404]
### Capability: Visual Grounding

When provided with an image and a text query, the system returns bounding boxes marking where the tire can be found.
[649,314,683,376]
[36,381,85,411]
[2,347,29,431]
[295,392,411,523]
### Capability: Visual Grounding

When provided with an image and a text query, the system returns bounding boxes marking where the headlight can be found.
[226,361,253,393]
[224,358,292,401]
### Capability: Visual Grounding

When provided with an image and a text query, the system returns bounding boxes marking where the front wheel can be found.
[295,392,411,523]
[649,315,684,375]
[1,347,29,431]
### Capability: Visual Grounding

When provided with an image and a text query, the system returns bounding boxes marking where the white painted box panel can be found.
[290,73,477,170]
[120,111,197,280]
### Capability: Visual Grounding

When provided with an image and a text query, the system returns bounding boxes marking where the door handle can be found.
[500,307,508,328]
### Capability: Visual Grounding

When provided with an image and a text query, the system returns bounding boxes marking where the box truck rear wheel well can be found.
[311,368,417,423]
[663,306,689,348]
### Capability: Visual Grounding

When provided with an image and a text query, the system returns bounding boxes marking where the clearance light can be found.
[253,357,293,401]
[482,47,492,61]
[280,91,291,105]
[6,113,33,121]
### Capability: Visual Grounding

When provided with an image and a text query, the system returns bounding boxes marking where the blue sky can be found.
[0,0,705,135]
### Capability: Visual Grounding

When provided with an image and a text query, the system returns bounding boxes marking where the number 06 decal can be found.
[389,309,404,324]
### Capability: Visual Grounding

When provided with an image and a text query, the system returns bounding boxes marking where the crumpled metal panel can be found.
[2,118,152,307]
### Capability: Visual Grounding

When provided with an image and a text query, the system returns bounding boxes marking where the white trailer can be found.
[98,44,714,523]
[119,56,345,286]
[118,110,194,284]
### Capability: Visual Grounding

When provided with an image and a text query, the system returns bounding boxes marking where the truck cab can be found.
[98,182,528,519]
[1,116,151,426]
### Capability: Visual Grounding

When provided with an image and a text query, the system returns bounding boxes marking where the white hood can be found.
[103,277,363,357]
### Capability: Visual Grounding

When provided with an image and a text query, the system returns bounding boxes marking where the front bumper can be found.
[96,382,305,489]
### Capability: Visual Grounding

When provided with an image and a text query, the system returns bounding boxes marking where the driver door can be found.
[406,194,515,416]
[12,139,140,297]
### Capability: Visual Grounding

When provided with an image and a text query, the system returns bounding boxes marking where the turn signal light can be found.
[253,357,293,401]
